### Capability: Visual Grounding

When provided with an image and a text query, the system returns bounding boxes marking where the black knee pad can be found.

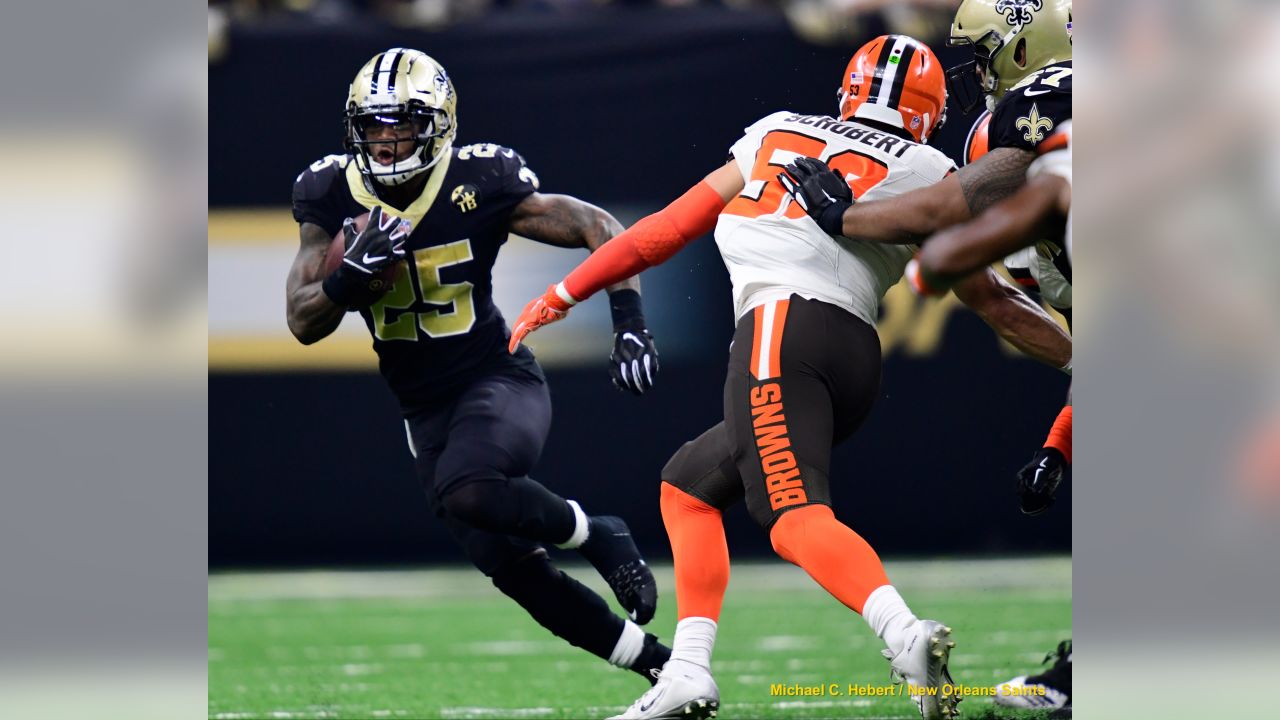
[439,478,504,528]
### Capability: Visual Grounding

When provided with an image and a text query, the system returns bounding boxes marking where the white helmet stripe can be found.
[375,49,401,95]
[874,35,913,107]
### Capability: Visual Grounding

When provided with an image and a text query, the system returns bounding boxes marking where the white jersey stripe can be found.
[757,301,777,380]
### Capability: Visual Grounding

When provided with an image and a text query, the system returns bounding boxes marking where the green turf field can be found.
[209,557,1070,720]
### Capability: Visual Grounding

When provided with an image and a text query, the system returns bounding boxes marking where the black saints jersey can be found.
[989,61,1072,153]
[292,143,543,406]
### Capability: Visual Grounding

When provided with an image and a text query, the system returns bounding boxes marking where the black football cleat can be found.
[578,515,658,624]
[994,639,1071,710]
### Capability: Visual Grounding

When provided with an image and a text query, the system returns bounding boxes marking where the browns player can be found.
[285,49,671,687]
[508,35,1071,720]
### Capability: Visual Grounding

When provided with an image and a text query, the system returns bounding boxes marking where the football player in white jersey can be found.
[508,35,1071,720]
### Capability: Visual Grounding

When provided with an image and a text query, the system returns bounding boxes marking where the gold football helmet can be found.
[344,48,458,186]
[946,0,1072,113]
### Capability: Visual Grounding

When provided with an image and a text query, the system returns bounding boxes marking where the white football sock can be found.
[862,585,917,657]
[608,619,646,668]
[669,616,717,670]
[555,499,590,549]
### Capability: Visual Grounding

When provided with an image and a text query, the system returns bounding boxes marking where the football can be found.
[323,212,404,283]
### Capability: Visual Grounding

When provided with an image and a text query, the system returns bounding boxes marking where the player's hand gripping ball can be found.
[321,206,410,309]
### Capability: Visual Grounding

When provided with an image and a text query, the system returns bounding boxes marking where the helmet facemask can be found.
[345,102,453,187]
[945,30,1004,114]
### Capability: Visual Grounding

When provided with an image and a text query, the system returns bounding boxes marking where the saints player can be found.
[285,49,670,687]
[905,120,1073,713]
[508,35,1071,720]
[912,118,1073,516]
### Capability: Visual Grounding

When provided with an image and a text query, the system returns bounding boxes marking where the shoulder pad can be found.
[991,64,1072,152]
[456,142,541,196]
[293,154,352,202]
[909,145,958,182]
[454,142,529,164]
[742,110,795,136]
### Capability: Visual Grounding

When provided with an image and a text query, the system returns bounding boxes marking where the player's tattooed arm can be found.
[286,222,346,345]
[831,146,1035,243]
[953,267,1072,370]
[834,174,971,244]
[509,193,639,295]
[918,173,1069,282]
[957,146,1037,216]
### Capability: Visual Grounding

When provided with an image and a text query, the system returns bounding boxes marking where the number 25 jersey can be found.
[717,111,956,326]
[292,143,542,407]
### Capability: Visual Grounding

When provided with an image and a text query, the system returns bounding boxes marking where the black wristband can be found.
[607,288,646,332]
[321,271,355,310]
[817,200,851,237]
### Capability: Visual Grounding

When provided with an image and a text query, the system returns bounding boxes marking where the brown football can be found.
[323,212,404,283]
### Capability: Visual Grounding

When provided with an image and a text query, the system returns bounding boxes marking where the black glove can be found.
[321,205,408,309]
[607,289,660,395]
[610,328,660,395]
[777,156,854,237]
[1016,447,1068,516]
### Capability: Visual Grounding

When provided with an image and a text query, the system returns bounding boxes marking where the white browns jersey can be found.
[716,110,956,325]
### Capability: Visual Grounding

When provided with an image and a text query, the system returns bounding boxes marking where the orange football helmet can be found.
[838,34,948,143]
[963,109,992,165]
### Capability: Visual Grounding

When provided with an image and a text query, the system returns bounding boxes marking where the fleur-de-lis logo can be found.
[995,0,1043,27]
[1016,103,1054,144]
[434,70,452,99]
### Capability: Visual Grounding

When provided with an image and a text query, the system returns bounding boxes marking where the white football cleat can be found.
[607,659,720,720]
[881,619,959,720]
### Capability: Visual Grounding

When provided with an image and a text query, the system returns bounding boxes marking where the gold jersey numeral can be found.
[414,240,475,338]
[371,239,476,341]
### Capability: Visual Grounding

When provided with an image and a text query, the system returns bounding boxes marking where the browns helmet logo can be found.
[451,183,479,212]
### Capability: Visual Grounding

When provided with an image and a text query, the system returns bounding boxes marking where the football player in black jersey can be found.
[285,49,670,686]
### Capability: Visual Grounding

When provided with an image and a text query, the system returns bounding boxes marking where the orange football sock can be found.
[660,482,730,622]
[1044,405,1072,463]
[768,505,890,614]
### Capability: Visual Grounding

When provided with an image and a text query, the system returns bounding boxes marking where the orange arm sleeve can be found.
[561,181,726,301]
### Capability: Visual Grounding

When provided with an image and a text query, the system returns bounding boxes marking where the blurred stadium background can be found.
[209,1,1070,717]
